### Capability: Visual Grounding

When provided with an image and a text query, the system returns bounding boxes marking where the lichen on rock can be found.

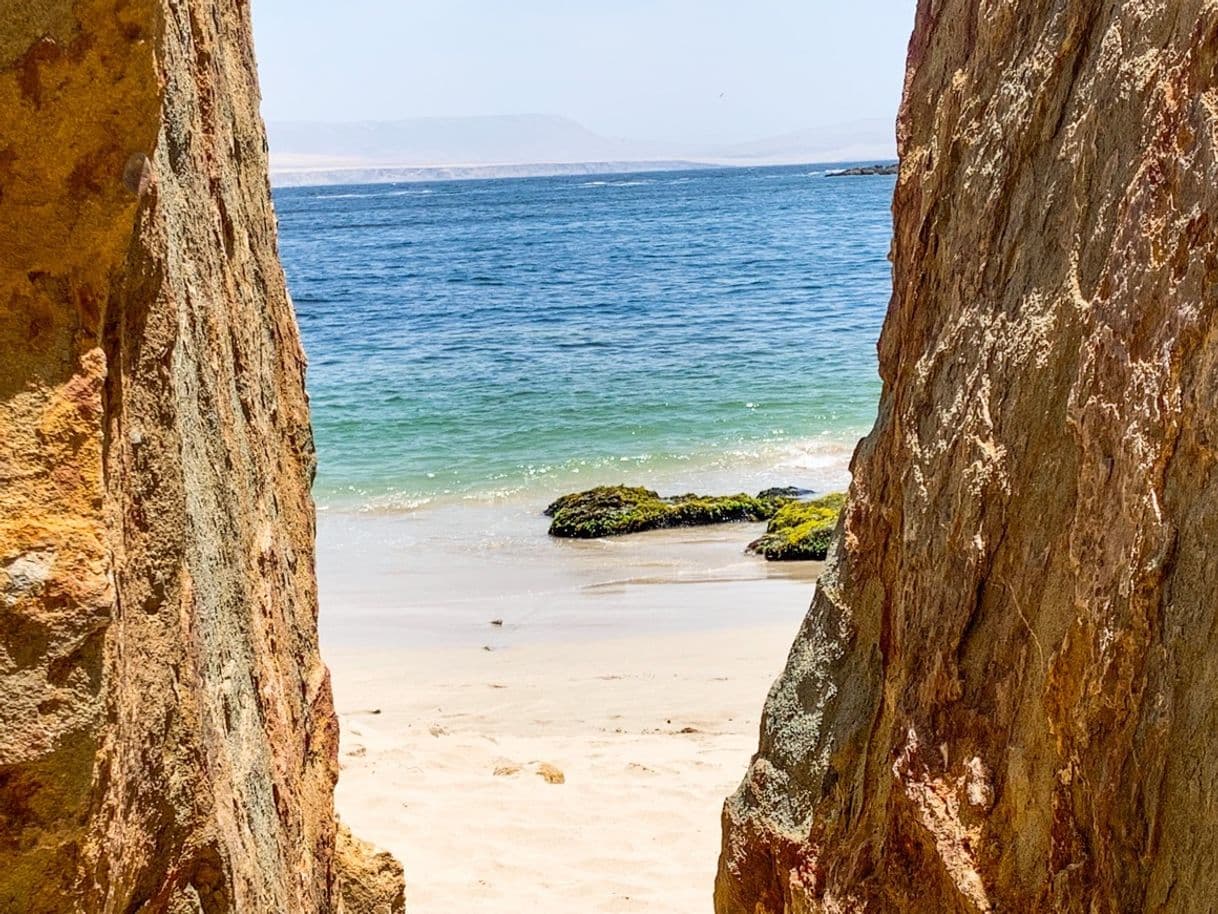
[717,1,1218,912]
[0,1,402,911]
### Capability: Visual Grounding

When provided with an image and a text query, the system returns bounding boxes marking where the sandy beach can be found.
[318,505,821,912]
[328,624,807,914]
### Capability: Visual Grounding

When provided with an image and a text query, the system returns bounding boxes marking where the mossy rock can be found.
[747,492,847,561]
[544,485,797,539]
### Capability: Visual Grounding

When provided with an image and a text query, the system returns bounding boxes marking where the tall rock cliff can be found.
[0,2,403,912]
[718,2,1217,912]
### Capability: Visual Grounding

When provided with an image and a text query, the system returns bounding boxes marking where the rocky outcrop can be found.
[335,825,406,914]
[719,2,1218,912]
[0,2,402,912]
[747,494,846,562]
[544,486,800,538]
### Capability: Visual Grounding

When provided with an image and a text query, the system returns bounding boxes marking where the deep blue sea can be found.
[274,165,894,512]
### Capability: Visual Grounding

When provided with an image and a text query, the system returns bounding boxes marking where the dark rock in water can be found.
[827,163,899,176]
[746,492,847,560]
[544,485,799,538]
[756,486,814,500]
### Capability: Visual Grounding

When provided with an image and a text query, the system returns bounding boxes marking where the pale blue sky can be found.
[252,1,917,145]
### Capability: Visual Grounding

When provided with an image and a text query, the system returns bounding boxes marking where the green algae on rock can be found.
[746,492,846,560]
[545,485,798,538]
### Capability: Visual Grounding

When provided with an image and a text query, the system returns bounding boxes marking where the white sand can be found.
[328,623,804,914]
[319,507,822,912]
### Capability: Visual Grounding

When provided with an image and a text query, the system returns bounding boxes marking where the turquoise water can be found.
[274,165,893,511]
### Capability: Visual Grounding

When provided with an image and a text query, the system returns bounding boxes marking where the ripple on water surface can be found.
[274,164,895,512]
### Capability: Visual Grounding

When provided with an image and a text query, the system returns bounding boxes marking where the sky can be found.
[251,1,917,146]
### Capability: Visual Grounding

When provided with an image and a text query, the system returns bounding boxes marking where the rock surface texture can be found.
[0,2,402,912]
[718,2,1218,913]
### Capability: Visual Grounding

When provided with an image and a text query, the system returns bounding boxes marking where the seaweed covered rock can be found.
[545,485,796,538]
[747,493,846,561]
[756,486,814,500]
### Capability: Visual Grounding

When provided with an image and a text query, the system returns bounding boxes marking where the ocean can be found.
[274,164,894,515]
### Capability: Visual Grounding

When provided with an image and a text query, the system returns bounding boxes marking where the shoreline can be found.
[315,469,829,910]
[317,507,822,650]
[269,157,898,189]
[311,429,862,519]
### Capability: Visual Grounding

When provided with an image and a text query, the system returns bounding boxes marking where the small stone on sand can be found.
[535,763,565,784]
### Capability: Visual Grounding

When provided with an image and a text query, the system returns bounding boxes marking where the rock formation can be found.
[0,2,402,911]
[719,1,1217,912]
[825,164,898,177]
[544,486,802,538]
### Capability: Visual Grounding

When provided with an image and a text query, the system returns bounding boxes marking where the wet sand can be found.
[319,504,820,913]
[317,504,819,648]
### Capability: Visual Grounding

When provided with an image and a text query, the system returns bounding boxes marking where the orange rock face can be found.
[0,2,402,911]
[718,2,1218,912]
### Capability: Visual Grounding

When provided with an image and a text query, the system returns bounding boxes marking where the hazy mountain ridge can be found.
[270,160,720,188]
[267,114,896,185]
